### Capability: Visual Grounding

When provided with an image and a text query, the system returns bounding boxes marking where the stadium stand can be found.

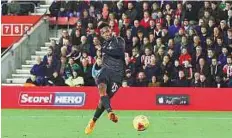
[1,1,232,88]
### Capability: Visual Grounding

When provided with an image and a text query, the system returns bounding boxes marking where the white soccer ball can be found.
[133,115,149,131]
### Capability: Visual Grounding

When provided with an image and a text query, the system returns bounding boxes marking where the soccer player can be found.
[85,22,125,135]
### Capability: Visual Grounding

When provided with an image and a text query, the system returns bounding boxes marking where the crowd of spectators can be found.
[1,0,41,15]
[26,1,232,88]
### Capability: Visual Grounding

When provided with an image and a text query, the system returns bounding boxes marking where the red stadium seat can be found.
[69,17,78,26]
[57,17,68,25]
[49,17,57,25]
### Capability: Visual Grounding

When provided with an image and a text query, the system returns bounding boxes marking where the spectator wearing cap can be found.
[218,47,228,67]
[168,18,180,38]
[148,76,161,87]
[174,70,189,87]
[125,69,136,87]
[125,2,137,23]
[135,71,148,87]
[182,18,191,33]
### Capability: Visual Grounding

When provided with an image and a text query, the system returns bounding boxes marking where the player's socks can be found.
[93,106,105,122]
[100,96,112,113]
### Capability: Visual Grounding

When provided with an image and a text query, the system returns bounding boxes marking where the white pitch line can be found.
[2,115,232,120]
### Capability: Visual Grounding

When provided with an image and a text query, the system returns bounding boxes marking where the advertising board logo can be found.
[19,92,85,106]
[156,94,190,105]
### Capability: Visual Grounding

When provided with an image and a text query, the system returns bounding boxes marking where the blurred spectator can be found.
[7,0,20,15]
[31,56,46,78]
[198,74,209,87]
[65,58,81,78]
[47,72,66,86]
[25,74,39,86]
[218,47,229,67]
[160,73,171,87]
[144,55,160,81]
[124,69,135,87]
[148,76,161,87]
[135,71,148,87]
[65,71,84,87]
[125,2,137,23]
[168,18,180,38]
[174,70,189,87]
[223,56,232,87]
[196,58,210,78]
[179,47,192,65]
[80,58,94,86]
[191,72,200,87]
[78,36,90,53]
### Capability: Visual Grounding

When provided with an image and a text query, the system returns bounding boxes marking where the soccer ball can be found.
[133,115,149,131]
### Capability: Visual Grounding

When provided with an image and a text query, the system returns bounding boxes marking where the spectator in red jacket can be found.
[179,47,192,65]
[140,11,151,29]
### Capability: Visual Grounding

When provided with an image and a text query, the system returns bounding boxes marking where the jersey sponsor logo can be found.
[19,92,85,106]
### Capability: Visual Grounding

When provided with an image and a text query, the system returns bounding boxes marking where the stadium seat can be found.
[69,17,78,26]
[49,17,57,25]
[57,17,68,25]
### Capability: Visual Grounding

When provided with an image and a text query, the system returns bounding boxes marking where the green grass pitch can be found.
[2,109,232,138]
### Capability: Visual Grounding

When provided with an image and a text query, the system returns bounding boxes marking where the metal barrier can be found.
[1,17,49,83]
